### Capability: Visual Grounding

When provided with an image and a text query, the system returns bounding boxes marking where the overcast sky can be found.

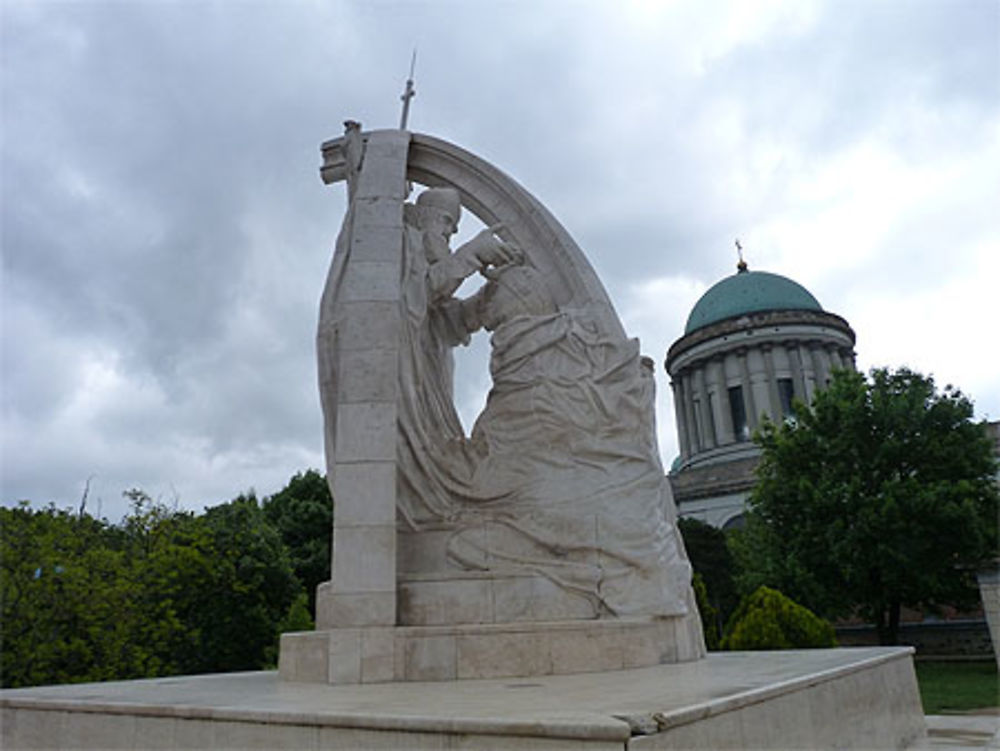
[3,0,998,520]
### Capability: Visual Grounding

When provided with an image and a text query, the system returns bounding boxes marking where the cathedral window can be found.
[728,386,749,441]
[778,377,796,418]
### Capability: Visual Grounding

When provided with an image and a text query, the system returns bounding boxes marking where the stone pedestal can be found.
[977,563,1000,667]
[1,647,927,750]
[397,570,599,625]
[279,616,704,685]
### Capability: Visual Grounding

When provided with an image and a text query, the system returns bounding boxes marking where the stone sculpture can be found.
[394,186,522,527]
[417,261,691,618]
[282,126,704,684]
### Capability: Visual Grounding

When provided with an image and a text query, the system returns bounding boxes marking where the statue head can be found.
[416,186,461,216]
[479,264,556,331]
[412,187,461,262]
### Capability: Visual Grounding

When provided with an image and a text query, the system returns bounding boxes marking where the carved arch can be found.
[321,129,624,338]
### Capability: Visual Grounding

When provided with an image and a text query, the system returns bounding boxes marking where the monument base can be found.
[278,616,704,684]
[1,647,926,750]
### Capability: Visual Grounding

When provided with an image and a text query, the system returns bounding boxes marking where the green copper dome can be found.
[685,268,822,334]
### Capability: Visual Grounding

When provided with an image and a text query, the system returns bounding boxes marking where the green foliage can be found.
[180,494,301,673]
[721,586,837,650]
[262,470,332,618]
[2,488,307,688]
[678,517,740,636]
[262,591,315,667]
[279,591,315,634]
[740,367,999,645]
[0,498,196,686]
[691,573,719,650]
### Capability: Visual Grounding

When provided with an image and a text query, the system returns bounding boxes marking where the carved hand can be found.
[457,225,524,269]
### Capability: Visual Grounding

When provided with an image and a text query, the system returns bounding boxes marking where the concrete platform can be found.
[1,647,926,749]
[922,711,1000,750]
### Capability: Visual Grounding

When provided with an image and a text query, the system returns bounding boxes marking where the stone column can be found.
[746,348,771,426]
[315,131,410,629]
[762,344,781,422]
[798,343,816,403]
[829,346,844,371]
[738,348,759,431]
[681,370,700,454]
[671,377,691,460]
[809,342,830,389]
[694,366,717,449]
[845,348,858,371]
[706,358,732,444]
[788,340,808,406]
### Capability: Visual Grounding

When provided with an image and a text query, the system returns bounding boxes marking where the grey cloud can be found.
[3,0,997,518]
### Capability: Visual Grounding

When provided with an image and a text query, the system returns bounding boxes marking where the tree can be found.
[678,517,740,640]
[182,494,302,672]
[263,470,332,618]
[0,498,197,687]
[1,490,306,687]
[690,573,720,650]
[738,367,999,645]
[117,489,212,675]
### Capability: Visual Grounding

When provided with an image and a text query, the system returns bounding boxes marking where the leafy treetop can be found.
[734,367,998,645]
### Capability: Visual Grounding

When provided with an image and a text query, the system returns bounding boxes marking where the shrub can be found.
[721,586,837,650]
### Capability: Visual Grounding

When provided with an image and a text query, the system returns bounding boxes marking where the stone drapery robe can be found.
[395,221,482,528]
[445,309,691,618]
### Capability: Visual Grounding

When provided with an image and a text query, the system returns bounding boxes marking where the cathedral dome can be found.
[667,260,855,530]
[685,267,822,334]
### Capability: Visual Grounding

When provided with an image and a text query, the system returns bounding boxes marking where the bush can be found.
[721,586,837,650]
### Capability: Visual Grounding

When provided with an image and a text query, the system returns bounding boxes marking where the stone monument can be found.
[278,124,705,684]
[0,122,929,751]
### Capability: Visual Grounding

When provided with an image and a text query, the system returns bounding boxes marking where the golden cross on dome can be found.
[735,238,748,272]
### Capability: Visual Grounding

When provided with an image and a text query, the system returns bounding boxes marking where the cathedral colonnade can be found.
[669,328,855,465]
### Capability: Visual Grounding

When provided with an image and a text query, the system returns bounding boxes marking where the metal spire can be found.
[399,48,417,130]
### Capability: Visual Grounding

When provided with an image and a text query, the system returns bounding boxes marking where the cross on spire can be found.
[735,238,748,272]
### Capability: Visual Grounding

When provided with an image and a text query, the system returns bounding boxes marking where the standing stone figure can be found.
[317,175,518,534]
[394,187,521,527]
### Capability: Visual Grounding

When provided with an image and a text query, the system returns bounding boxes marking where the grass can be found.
[915,660,999,714]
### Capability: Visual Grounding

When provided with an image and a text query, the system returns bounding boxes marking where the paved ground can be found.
[925,709,1000,750]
